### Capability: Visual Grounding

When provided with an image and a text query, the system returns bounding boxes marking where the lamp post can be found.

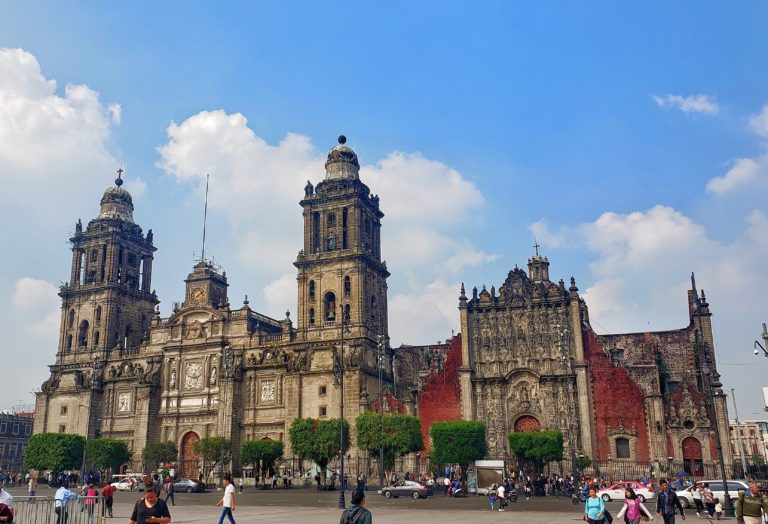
[557,324,579,481]
[755,323,768,358]
[334,309,350,509]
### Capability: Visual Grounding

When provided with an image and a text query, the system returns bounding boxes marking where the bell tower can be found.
[294,136,390,342]
[58,169,159,359]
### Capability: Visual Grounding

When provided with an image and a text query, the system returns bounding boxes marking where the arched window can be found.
[324,292,336,322]
[309,281,315,301]
[309,308,315,326]
[615,437,630,459]
[344,304,351,324]
[66,335,73,352]
[343,276,351,297]
[78,320,89,347]
[95,306,102,324]
[68,309,76,329]
[93,331,100,347]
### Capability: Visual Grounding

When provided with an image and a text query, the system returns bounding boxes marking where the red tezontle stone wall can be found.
[417,334,463,454]
[584,330,651,462]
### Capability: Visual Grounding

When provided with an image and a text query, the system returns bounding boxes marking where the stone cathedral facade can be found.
[34,135,733,477]
[34,138,394,477]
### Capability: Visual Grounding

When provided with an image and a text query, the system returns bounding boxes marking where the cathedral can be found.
[34,135,733,478]
[34,137,394,477]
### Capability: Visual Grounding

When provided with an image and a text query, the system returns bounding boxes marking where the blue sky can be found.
[1,2,767,417]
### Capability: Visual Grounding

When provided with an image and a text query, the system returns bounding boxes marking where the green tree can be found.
[23,433,85,473]
[429,421,486,476]
[288,418,349,483]
[508,431,564,470]
[356,412,423,472]
[194,437,232,477]
[86,438,132,476]
[240,439,284,487]
[575,455,592,472]
[751,454,766,465]
[142,441,179,471]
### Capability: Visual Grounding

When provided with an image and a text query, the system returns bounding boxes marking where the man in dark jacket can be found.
[656,479,686,524]
[340,489,372,524]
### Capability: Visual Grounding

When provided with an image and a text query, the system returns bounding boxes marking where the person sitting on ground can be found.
[340,488,372,524]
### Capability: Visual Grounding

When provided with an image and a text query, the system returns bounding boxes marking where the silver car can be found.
[676,480,750,508]
[379,480,429,499]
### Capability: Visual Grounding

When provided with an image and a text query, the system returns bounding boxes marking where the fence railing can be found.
[11,495,112,524]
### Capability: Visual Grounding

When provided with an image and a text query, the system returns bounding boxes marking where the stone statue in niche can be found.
[209,367,217,387]
[169,369,176,389]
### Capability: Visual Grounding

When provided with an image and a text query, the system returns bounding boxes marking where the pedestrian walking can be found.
[655,479,685,524]
[129,484,172,524]
[83,484,98,520]
[702,483,714,518]
[339,488,372,524]
[215,475,236,524]
[497,483,507,511]
[164,478,175,506]
[615,487,652,524]
[28,475,37,503]
[54,485,77,524]
[735,483,768,524]
[238,478,243,494]
[691,483,704,518]
[584,488,605,524]
[101,482,116,517]
[488,490,497,511]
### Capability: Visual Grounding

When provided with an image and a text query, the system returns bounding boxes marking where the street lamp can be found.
[333,308,350,509]
[754,323,768,357]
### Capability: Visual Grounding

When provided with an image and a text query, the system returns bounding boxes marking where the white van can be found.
[676,480,750,508]
[110,474,145,491]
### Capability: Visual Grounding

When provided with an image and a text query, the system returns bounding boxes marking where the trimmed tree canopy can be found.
[24,433,85,472]
[429,421,486,472]
[142,441,179,469]
[288,418,349,474]
[86,438,131,472]
[194,436,232,474]
[241,439,284,484]
[508,430,564,464]
[356,412,423,470]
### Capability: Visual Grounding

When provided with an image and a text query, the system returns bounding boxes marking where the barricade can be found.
[11,495,107,524]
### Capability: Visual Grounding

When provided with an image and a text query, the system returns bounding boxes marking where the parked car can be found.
[676,480,749,509]
[110,474,145,492]
[598,481,655,502]
[378,480,429,499]
[173,478,206,493]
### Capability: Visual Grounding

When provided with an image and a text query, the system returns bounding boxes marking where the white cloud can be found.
[748,104,768,138]
[652,94,719,114]
[529,219,573,248]
[706,156,767,195]
[706,104,768,195]
[157,110,492,340]
[389,280,460,346]
[0,47,120,217]
[263,273,295,318]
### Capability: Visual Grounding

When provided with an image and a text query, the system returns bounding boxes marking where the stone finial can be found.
[569,276,578,292]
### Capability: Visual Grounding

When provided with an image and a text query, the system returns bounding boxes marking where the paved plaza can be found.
[2,486,738,523]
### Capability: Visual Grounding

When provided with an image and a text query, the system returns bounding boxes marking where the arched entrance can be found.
[514,415,541,433]
[180,432,200,480]
[682,436,704,476]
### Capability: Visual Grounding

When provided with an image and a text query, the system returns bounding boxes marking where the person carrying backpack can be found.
[340,489,371,524]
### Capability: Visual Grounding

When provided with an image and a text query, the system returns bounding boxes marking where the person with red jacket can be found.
[101,483,116,517]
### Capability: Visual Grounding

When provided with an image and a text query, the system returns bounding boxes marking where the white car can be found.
[675,480,749,509]
[598,481,655,502]
[110,475,144,491]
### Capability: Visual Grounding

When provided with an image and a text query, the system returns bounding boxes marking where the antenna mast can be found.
[201,174,209,262]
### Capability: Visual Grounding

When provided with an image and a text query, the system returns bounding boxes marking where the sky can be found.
[1,2,767,418]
